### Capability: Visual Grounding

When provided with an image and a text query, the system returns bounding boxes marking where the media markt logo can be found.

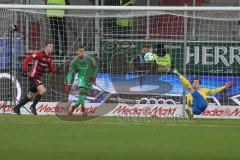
[201,107,240,117]
[222,108,232,116]
[112,105,177,117]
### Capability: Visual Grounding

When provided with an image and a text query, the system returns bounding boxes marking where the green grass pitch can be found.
[0,115,240,160]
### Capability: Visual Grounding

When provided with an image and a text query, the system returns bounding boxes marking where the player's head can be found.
[146,45,152,53]
[75,44,85,59]
[141,44,152,54]
[44,41,53,54]
[192,76,201,89]
[156,43,167,56]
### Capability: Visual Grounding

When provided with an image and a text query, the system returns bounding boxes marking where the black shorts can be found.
[28,77,43,93]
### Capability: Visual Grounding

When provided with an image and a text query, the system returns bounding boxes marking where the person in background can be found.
[132,44,153,71]
[114,0,135,36]
[152,43,172,73]
[45,0,69,56]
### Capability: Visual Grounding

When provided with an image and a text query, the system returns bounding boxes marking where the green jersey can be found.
[66,55,99,88]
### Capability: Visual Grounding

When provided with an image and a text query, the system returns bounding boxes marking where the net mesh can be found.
[0,7,240,117]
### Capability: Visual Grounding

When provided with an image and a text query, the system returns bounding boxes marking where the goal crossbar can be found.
[0,4,240,11]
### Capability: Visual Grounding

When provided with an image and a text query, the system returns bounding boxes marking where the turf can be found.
[0,115,240,160]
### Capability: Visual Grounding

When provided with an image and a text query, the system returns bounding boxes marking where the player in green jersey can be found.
[65,44,99,116]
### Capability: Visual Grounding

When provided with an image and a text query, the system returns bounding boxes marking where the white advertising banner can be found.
[1,101,240,119]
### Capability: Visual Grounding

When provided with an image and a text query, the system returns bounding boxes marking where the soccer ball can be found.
[144,52,154,63]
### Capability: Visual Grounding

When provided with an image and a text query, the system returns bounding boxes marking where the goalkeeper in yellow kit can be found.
[173,69,232,118]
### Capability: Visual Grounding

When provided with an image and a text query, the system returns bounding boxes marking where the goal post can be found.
[0,5,240,118]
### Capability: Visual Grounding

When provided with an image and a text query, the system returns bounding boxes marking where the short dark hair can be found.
[44,41,53,47]
[141,42,151,48]
[145,44,152,48]
[156,43,166,55]
[75,44,85,51]
[193,76,201,85]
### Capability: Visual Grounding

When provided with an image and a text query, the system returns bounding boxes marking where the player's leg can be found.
[29,84,46,115]
[191,90,208,115]
[13,77,38,115]
[13,91,35,115]
[68,87,91,116]
[185,91,207,118]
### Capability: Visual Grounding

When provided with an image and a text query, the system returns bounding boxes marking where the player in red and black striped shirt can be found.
[13,42,55,115]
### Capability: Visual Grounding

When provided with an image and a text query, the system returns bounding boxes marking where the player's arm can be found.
[91,57,99,76]
[173,69,194,93]
[208,82,232,94]
[90,56,99,84]
[65,58,76,94]
[22,52,42,76]
[66,59,76,85]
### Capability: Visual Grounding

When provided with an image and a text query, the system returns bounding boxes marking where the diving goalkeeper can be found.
[65,44,99,116]
[173,69,232,118]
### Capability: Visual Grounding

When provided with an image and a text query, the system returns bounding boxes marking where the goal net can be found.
[0,5,240,118]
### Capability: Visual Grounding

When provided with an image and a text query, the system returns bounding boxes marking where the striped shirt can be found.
[23,51,55,79]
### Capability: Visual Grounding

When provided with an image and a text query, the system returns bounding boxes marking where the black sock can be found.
[15,96,31,109]
[30,94,42,108]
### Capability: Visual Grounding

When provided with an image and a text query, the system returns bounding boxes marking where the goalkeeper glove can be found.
[224,81,232,89]
[21,71,27,77]
[173,69,181,77]
[92,75,96,84]
[65,84,72,94]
